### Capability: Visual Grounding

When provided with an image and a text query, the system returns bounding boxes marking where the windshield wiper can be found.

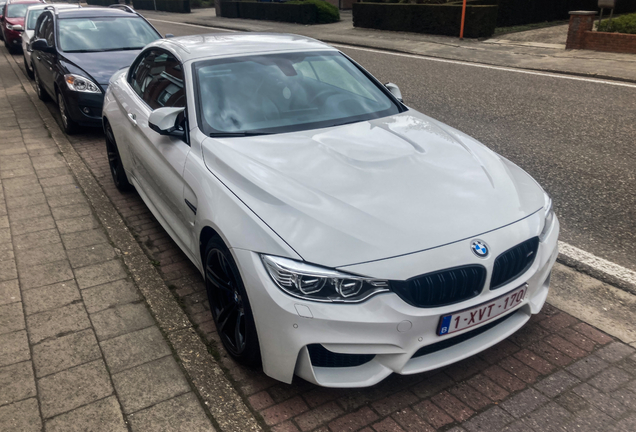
[65,47,144,53]
[101,47,145,52]
[209,131,274,138]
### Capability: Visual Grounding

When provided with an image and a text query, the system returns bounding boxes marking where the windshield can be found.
[26,9,43,30]
[194,51,401,136]
[0,3,5,15]
[59,17,160,53]
[7,4,30,18]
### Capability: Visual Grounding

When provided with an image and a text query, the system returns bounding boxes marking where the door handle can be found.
[127,113,137,126]
[36,56,41,61]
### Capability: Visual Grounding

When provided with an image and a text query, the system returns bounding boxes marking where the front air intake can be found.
[307,344,375,368]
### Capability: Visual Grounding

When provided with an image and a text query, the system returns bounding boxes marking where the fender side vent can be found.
[307,344,375,368]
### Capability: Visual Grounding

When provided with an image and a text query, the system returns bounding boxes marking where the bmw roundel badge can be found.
[471,240,489,258]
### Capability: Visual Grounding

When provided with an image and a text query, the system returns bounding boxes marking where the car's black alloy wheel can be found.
[33,65,48,101]
[105,122,132,191]
[57,91,78,135]
[24,54,34,79]
[204,237,261,366]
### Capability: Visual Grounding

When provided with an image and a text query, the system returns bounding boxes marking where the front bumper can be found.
[4,29,22,48]
[61,87,104,127]
[234,211,559,387]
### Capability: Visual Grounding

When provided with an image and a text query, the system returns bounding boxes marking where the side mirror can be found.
[149,107,186,137]
[385,82,403,102]
[165,33,174,38]
[31,38,52,53]
[11,24,23,32]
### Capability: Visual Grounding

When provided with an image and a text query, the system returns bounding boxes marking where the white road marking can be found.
[331,44,636,89]
[138,18,636,290]
[149,17,636,89]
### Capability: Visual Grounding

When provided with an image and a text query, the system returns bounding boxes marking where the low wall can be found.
[352,3,499,38]
[577,31,636,53]
[220,2,318,24]
[132,0,191,13]
[566,11,636,54]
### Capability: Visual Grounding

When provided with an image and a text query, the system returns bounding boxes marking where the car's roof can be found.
[56,7,140,19]
[150,33,337,62]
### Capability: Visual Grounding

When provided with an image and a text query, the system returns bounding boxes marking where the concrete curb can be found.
[4,51,263,432]
[557,241,636,296]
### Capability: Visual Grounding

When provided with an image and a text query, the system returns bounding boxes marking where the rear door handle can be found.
[127,113,137,126]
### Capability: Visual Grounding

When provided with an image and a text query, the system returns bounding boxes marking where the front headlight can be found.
[64,74,101,93]
[540,193,555,242]
[261,255,389,303]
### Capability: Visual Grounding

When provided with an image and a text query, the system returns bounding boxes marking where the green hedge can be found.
[288,0,339,24]
[598,12,636,33]
[352,3,498,38]
[495,0,636,27]
[132,0,191,13]
[220,2,318,24]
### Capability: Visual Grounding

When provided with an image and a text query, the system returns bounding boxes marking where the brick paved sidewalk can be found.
[0,53,216,430]
[3,44,636,432]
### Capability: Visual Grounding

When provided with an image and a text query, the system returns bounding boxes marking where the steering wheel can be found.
[310,89,340,106]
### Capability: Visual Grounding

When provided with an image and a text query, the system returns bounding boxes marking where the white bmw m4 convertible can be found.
[102,34,559,388]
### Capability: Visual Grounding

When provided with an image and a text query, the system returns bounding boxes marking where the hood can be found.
[5,17,23,26]
[61,51,140,86]
[201,111,545,268]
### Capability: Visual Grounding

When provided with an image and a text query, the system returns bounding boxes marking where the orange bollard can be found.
[460,0,467,39]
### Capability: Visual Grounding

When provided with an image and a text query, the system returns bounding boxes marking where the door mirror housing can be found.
[149,107,186,137]
[385,82,403,102]
[31,38,54,53]
[11,24,23,32]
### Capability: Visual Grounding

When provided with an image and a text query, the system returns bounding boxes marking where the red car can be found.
[1,0,43,52]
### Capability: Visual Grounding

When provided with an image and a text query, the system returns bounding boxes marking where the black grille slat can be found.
[390,265,486,308]
[491,237,539,290]
[307,344,375,368]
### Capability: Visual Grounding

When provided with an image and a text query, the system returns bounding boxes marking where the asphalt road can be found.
[22,18,636,273]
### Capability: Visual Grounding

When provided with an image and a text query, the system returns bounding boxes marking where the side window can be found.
[129,50,184,110]
[129,52,151,99]
[35,14,49,39]
[37,14,54,47]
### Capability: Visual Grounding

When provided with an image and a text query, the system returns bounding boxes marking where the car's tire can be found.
[104,121,132,192]
[57,91,77,135]
[24,54,34,79]
[33,65,48,101]
[204,236,261,367]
